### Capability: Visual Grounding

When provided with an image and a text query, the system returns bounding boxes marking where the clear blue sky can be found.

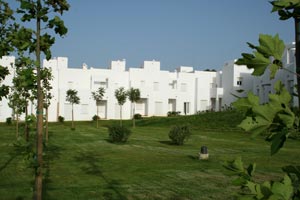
[50,0,294,71]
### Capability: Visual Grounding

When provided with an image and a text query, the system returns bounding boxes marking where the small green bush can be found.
[6,117,12,125]
[108,124,131,143]
[133,113,142,120]
[58,116,64,123]
[92,115,100,121]
[167,111,181,117]
[168,125,191,145]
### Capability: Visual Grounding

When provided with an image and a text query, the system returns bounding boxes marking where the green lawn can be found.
[0,111,299,200]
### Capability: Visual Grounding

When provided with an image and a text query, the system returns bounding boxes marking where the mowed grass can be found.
[0,111,300,200]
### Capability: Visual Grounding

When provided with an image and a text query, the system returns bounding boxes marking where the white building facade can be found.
[0,43,296,122]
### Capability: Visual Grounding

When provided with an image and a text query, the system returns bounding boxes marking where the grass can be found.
[0,111,299,199]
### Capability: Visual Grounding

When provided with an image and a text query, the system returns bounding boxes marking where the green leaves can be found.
[234,81,296,155]
[48,16,68,36]
[224,157,294,200]
[271,0,300,20]
[66,89,80,105]
[236,34,285,79]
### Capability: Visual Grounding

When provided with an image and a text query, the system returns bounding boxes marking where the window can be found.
[237,77,243,86]
[169,80,177,89]
[81,104,89,115]
[184,102,190,115]
[181,83,187,92]
[140,80,145,87]
[68,81,74,89]
[153,82,159,91]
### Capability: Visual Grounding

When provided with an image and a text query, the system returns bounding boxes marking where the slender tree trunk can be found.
[25,103,29,141]
[72,104,74,129]
[46,107,49,142]
[132,103,135,128]
[295,17,300,108]
[97,104,99,128]
[120,105,122,126]
[16,113,19,139]
[35,1,43,199]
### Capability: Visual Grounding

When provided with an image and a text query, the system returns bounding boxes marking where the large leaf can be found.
[236,34,285,79]
[238,116,272,136]
[232,92,259,112]
[270,131,287,155]
[270,175,293,200]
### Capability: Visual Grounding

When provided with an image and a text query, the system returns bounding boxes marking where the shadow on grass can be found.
[43,144,64,199]
[159,140,175,145]
[74,151,128,200]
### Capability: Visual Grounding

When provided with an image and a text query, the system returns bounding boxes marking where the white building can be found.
[0,43,296,122]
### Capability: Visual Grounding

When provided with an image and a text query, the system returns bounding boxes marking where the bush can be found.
[6,117,12,125]
[167,111,181,117]
[168,125,191,145]
[92,115,100,121]
[133,113,142,120]
[108,124,131,143]
[58,116,64,123]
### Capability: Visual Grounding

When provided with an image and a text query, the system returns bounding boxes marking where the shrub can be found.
[108,124,131,143]
[92,115,100,121]
[58,116,64,123]
[133,113,142,120]
[168,125,191,145]
[167,111,181,117]
[6,117,12,125]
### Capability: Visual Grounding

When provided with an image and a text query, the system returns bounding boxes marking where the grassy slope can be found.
[0,111,299,199]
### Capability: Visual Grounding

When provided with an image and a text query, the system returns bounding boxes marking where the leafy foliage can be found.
[58,115,64,123]
[167,111,181,117]
[115,87,127,106]
[236,34,285,79]
[91,87,105,106]
[271,0,300,20]
[92,115,100,121]
[168,125,191,145]
[108,124,132,143]
[66,89,80,105]
[233,81,297,155]
[133,113,142,120]
[224,157,296,200]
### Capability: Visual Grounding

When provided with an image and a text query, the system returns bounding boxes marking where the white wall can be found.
[0,42,296,122]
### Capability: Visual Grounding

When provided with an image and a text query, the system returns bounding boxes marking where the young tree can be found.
[115,87,127,126]
[41,68,53,142]
[66,89,80,130]
[0,0,15,100]
[8,87,27,138]
[91,87,105,128]
[127,87,141,128]
[12,65,36,141]
[13,1,69,199]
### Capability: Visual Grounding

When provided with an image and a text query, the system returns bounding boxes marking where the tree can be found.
[225,2,300,199]
[270,0,300,108]
[66,89,80,130]
[12,64,36,141]
[91,87,105,128]
[41,68,53,142]
[127,87,140,128]
[115,87,127,126]
[0,0,15,100]
[8,87,27,138]
[13,1,69,199]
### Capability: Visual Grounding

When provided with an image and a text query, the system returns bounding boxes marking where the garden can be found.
[1,111,299,200]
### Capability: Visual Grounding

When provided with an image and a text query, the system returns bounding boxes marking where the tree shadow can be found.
[43,144,64,199]
[74,151,128,200]
[159,140,174,145]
